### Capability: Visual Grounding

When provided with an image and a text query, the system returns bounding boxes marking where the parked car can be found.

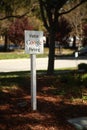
[78,46,87,56]
[0,44,4,51]
[74,46,87,56]
[0,44,20,51]
[8,44,20,51]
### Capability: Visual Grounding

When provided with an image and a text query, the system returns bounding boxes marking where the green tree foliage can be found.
[0,0,34,51]
[0,0,36,20]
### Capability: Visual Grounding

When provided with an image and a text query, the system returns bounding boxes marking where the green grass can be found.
[0,71,30,78]
[0,71,30,90]
[0,48,74,60]
[0,71,87,100]
[0,48,49,59]
[0,52,29,59]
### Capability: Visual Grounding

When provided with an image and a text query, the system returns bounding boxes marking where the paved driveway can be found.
[0,58,87,72]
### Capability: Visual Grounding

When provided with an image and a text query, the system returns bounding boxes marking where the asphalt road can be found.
[0,58,87,72]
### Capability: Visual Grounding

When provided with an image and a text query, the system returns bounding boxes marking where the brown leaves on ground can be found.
[0,75,87,130]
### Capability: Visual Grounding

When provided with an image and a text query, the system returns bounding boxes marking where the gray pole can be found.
[31,54,37,110]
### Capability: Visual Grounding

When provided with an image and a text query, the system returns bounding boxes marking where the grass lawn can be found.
[0,47,74,59]
[0,71,87,130]
[0,48,49,59]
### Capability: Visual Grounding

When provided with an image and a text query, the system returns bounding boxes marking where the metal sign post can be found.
[31,54,36,110]
[25,30,43,111]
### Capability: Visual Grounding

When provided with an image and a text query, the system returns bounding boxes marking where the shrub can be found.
[78,63,87,72]
[8,17,33,46]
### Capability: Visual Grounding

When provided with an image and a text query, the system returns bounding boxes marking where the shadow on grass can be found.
[0,70,87,97]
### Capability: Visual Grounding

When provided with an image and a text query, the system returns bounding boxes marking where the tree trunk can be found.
[47,32,55,75]
[4,33,8,52]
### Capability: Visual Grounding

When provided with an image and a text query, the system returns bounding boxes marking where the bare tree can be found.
[65,1,87,49]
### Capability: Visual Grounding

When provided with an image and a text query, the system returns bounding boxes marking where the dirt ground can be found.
[0,75,87,130]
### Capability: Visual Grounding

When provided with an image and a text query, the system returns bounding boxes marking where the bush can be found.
[78,63,87,72]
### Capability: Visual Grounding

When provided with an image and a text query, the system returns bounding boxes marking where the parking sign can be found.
[25,30,43,54]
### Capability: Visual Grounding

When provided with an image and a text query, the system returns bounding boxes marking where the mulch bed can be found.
[0,75,87,130]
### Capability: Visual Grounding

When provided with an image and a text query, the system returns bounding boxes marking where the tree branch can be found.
[38,0,49,31]
[0,3,38,20]
[0,11,30,20]
[59,0,87,16]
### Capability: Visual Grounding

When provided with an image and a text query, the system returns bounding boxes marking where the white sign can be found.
[25,30,43,54]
